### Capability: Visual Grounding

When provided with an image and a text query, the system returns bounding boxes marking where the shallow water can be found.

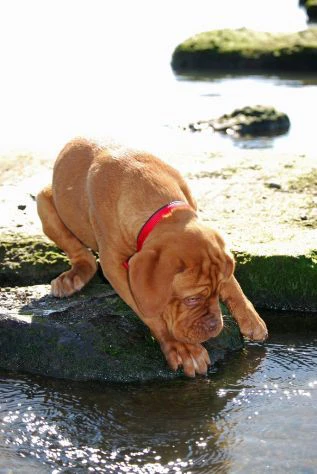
[1,329,316,473]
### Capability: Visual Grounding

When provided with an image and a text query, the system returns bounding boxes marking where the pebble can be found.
[265,182,282,190]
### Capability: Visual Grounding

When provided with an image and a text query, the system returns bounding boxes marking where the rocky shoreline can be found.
[0,146,316,381]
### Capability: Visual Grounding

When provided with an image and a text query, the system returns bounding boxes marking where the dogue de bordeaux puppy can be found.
[37,138,268,377]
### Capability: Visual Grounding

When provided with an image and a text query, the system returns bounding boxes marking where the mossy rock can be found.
[1,233,316,312]
[0,284,244,382]
[189,105,290,136]
[0,233,69,286]
[234,251,317,312]
[171,28,317,73]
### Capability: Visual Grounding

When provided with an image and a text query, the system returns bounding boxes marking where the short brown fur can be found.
[37,138,267,377]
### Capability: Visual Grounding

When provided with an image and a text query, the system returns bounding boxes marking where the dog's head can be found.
[128,225,234,344]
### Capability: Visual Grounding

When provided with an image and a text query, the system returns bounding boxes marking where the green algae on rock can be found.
[1,232,316,312]
[0,284,244,382]
[171,28,317,73]
[189,105,290,137]
[0,233,68,286]
[234,251,317,312]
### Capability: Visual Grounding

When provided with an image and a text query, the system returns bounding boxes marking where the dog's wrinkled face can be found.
[163,265,225,344]
[128,225,234,343]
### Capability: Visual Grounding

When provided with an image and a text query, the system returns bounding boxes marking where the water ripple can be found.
[0,334,316,473]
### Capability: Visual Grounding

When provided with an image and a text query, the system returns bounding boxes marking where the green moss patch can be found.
[0,233,68,286]
[234,251,317,312]
[171,28,317,73]
[1,233,316,312]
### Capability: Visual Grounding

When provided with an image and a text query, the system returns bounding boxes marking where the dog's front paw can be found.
[238,305,268,341]
[161,340,211,377]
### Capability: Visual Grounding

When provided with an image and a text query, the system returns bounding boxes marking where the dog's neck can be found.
[123,201,194,269]
[136,201,192,251]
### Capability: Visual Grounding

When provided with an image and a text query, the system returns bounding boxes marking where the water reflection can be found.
[219,337,317,473]
[1,335,317,473]
[0,346,266,473]
[0,335,317,474]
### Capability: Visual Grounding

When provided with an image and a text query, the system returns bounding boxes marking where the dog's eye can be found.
[183,296,203,307]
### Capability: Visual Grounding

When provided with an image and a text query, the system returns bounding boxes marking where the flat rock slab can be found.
[0,283,243,382]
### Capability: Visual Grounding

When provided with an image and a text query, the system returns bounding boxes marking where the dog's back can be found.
[52,138,196,251]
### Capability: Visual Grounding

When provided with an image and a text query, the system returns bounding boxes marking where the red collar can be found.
[123,200,191,269]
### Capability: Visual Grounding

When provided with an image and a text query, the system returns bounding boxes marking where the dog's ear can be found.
[220,251,235,282]
[208,231,235,283]
[128,249,178,318]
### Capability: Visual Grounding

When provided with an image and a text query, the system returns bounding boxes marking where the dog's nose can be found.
[206,314,221,329]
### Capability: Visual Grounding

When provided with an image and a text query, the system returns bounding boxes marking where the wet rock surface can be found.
[0,283,243,382]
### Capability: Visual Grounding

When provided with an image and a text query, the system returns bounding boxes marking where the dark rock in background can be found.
[188,105,290,137]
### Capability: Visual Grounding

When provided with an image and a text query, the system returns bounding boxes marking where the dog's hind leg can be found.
[37,185,97,297]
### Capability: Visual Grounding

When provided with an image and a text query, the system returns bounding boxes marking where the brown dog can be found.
[37,138,267,377]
